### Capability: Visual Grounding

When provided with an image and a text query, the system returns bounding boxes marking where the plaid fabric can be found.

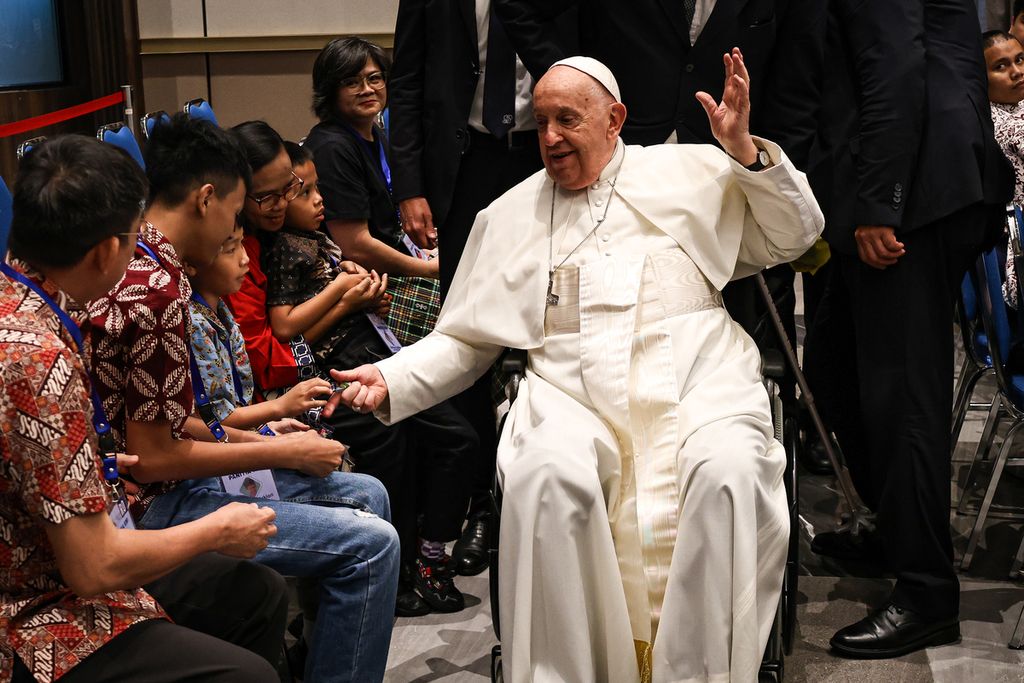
[385,275,440,345]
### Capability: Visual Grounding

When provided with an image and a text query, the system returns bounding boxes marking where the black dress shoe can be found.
[830,603,960,659]
[810,526,882,562]
[396,561,431,617]
[800,432,835,475]
[451,512,491,576]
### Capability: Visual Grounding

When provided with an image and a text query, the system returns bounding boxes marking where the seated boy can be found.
[263,141,476,616]
[2,135,284,683]
[87,115,400,683]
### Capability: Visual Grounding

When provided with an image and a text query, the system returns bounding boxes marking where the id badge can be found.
[221,469,281,500]
[109,497,136,529]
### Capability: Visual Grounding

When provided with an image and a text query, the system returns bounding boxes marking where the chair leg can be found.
[1010,526,1024,579]
[962,419,1023,570]
[957,394,1002,512]
[1010,602,1024,649]
[952,356,971,421]
[951,367,987,452]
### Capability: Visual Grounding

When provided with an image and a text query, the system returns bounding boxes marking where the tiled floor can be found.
[384,321,1024,682]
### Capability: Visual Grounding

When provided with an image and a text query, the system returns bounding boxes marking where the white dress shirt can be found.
[468,0,536,134]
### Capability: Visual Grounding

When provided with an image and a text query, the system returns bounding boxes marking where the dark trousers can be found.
[804,204,988,618]
[14,554,288,683]
[440,128,543,510]
[324,400,477,560]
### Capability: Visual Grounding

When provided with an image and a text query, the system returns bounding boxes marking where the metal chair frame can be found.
[16,136,46,161]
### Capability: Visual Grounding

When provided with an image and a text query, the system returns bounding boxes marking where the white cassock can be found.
[375,137,824,682]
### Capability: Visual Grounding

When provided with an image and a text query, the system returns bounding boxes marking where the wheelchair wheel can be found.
[782,415,800,655]
[491,645,503,683]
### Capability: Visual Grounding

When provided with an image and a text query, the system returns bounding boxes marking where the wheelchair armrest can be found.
[502,349,527,375]
[761,349,786,380]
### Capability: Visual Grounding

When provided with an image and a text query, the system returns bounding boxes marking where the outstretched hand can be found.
[695,48,759,165]
[323,365,389,417]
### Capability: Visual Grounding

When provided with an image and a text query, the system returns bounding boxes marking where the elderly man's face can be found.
[533,67,625,190]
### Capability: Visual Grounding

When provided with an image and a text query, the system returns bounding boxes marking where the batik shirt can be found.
[0,263,165,683]
[88,223,194,512]
[187,295,255,423]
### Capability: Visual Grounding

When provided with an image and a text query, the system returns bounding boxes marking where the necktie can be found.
[482,7,517,139]
[683,0,696,30]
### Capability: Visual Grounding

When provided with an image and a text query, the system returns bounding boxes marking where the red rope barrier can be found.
[0,92,125,139]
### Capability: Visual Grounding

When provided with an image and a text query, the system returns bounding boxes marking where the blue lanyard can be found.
[0,263,121,490]
[191,292,248,404]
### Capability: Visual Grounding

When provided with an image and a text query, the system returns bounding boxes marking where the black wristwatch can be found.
[744,147,771,172]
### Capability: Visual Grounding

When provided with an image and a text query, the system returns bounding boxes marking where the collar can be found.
[4,257,91,342]
[594,139,626,187]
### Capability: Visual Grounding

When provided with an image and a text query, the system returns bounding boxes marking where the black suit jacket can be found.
[388,0,575,227]
[494,0,824,167]
[810,0,1013,255]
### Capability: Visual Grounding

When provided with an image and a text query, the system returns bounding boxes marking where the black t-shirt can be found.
[303,119,404,250]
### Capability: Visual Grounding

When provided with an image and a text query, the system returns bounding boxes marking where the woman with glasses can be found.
[304,37,438,280]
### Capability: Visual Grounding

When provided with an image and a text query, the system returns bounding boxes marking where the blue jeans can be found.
[140,470,400,683]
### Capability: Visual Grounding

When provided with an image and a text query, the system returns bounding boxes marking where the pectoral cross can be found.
[546,273,559,306]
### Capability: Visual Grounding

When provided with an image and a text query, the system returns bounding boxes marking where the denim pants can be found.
[140,470,400,683]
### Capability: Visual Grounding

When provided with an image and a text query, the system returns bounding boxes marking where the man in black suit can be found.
[388,0,563,580]
[805,0,1013,658]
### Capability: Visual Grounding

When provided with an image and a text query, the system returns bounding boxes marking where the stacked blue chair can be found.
[141,110,171,140]
[97,123,145,169]
[0,176,12,259]
[183,98,218,126]
[16,136,45,161]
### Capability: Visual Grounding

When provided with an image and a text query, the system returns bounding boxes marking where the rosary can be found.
[546,175,620,306]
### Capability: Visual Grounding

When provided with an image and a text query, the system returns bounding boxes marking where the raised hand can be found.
[695,48,759,165]
[323,365,389,416]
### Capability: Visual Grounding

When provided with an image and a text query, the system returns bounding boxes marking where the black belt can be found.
[468,126,537,152]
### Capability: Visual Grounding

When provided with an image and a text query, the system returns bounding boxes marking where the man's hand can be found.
[854,225,905,269]
[207,503,278,558]
[695,48,758,165]
[400,197,438,250]
[277,431,346,477]
[115,453,142,501]
[324,365,389,416]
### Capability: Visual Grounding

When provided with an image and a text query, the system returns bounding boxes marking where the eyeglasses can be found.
[247,171,304,210]
[340,72,386,93]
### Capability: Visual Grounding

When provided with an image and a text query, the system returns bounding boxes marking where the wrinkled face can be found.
[986,38,1024,105]
[243,147,295,232]
[336,59,387,126]
[191,227,249,297]
[533,67,622,190]
[285,160,325,232]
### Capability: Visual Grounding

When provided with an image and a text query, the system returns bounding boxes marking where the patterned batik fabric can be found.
[187,296,256,424]
[88,223,194,512]
[0,266,165,683]
[992,102,1024,308]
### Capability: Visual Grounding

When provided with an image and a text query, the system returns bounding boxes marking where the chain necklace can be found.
[546,175,620,306]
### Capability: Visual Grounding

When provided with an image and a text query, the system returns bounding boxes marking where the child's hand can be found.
[341,270,387,311]
[374,292,393,318]
[265,418,309,434]
[339,260,368,275]
[278,378,334,416]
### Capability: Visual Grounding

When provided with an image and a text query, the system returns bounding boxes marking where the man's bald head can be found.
[533,62,627,190]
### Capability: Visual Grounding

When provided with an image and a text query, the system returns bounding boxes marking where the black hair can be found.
[9,135,147,268]
[284,140,314,167]
[144,112,252,206]
[311,37,391,122]
[984,29,1022,51]
[231,121,286,174]
[1015,0,1024,20]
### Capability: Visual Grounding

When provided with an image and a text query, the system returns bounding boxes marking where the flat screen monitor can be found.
[0,1,64,89]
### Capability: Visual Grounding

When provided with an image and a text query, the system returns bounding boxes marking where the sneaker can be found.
[413,556,465,613]
[396,561,431,617]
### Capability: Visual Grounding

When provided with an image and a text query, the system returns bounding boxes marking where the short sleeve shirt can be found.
[88,223,194,510]
[187,296,256,424]
[0,264,165,683]
[303,120,404,248]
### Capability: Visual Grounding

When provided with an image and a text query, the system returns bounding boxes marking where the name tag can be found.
[221,469,281,500]
[401,234,426,259]
[109,497,136,529]
[366,312,403,353]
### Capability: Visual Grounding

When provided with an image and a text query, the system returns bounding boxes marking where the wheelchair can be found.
[487,348,801,682]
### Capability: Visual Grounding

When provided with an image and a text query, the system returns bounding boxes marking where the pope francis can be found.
[327,50,824,682]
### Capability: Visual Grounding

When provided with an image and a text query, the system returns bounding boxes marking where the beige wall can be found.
[137,0,397,139]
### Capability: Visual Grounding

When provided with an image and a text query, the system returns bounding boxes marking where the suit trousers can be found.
[804,203,988,618]
[440,128,543,510]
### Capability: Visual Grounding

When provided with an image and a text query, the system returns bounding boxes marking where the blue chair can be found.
[0,176,12,259]
[960,248,1024,570]
[97,123,145,170]
[141,110,171,140]
[16,136,45,161]
[183,98,218,126]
